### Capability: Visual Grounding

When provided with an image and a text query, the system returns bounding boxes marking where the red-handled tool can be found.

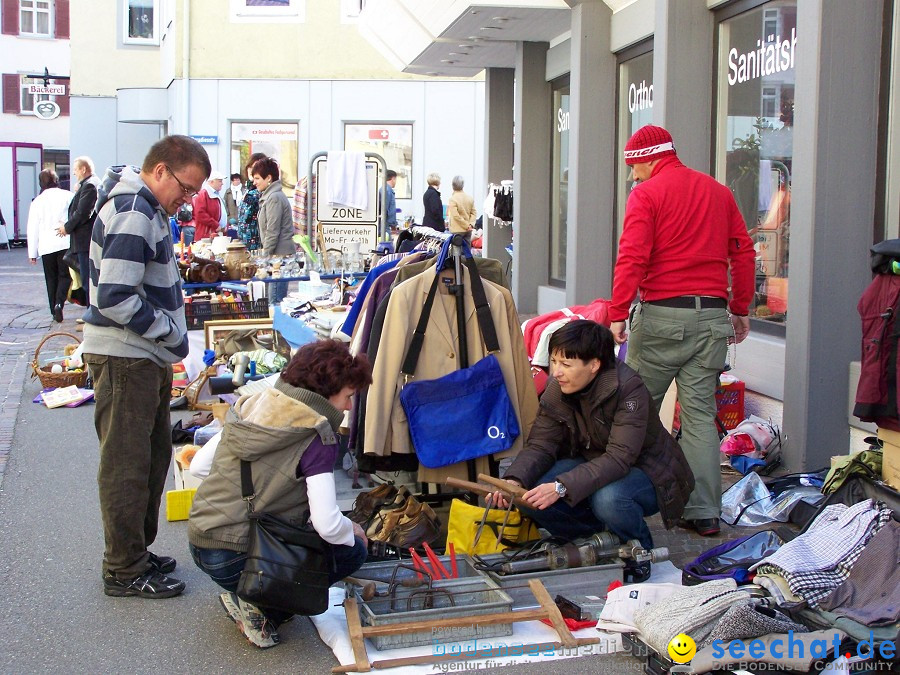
[448,543,459,578]
[408,547,429,580]
[422,542,450,580]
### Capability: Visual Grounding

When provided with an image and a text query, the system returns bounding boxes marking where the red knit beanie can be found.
[623,125,676,165]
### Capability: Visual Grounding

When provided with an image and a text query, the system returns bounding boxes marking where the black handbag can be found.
[235,460,333,616]
[62,249,79,272]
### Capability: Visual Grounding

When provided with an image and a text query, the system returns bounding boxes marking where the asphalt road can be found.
[0,246,647,674]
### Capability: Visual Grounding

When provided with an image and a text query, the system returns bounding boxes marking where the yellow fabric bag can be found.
[445,498,540,555]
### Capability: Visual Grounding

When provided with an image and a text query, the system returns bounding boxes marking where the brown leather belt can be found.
[645,296,727,309]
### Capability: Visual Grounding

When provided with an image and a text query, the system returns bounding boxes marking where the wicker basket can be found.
[31,331,89,389]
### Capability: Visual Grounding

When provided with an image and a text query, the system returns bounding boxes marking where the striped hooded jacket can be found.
[81,165,188,365]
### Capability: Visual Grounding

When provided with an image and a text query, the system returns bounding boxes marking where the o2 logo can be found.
[487,426,506,440]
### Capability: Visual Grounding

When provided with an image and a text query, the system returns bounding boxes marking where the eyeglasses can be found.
[165,165,200,198]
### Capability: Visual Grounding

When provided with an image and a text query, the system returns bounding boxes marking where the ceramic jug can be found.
[223,241,251,280]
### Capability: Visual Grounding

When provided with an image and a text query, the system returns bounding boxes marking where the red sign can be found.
[368,128,390,140]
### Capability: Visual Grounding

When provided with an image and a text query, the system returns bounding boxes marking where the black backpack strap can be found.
[400,248,501,377]
[400,273,441,377]
[464,254,500,353]
[240,460,256,513]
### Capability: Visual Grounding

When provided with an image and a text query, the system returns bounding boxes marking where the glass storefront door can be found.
[715,0,797,327]
[550,77,570,285]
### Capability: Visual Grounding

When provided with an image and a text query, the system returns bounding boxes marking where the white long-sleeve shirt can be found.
[27,187,73,259]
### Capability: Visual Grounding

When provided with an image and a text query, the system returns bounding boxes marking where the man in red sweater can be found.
[609,125,755,536]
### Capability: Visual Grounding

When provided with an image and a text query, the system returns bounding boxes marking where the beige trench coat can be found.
[364,264,538,483]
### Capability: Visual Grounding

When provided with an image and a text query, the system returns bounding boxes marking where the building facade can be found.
[68,0,486,226]
[360,0,895,472]
[1,0,71,241]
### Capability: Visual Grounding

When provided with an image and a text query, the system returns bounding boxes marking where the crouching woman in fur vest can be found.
[188,340,372,649]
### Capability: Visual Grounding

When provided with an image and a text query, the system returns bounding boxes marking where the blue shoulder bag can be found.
[398,241,519,468]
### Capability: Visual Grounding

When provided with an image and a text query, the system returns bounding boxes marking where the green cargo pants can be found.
[625,301,733,520]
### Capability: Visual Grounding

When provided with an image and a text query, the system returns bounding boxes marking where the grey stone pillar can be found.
[513,41,551,314]
[783,0,882,470]
[566,0,616,304]
[653,0,713,171]
[483,68,515,265]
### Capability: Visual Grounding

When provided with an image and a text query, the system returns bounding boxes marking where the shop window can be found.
[20,0,51,36]
[344,123,412,199]
[229,0,305,24]
[17,75,54,115]
[550,76,569,286]
[230,122,300,195]
[122,0,158,44]
[715,0,796,327]
[615,45,653,250]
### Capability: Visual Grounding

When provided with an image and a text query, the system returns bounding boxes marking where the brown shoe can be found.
[368,495,413,541]
[348,482,397,526]
[389,499,441,548]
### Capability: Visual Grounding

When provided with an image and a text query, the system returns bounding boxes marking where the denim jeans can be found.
[190,535,367,624]
[181,226,195,247]
[86,354,173,578]
[518,458,659,550]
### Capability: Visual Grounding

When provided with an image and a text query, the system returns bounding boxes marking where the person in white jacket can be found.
[27,169,74,322]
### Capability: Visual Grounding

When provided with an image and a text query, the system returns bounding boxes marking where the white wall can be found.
[69,97,118,177]
[167,78,486,222]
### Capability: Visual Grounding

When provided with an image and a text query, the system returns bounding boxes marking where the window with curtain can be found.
[20,0,51,36]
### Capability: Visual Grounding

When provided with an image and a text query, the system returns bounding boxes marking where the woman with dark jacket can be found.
[491,320,694,577]
[188,340,372,649]
[237,152,267,251]
[421,172,444,231]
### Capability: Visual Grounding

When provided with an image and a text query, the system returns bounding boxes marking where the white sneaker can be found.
[218,592,280,649]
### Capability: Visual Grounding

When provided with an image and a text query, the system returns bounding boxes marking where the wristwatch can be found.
[554,481,567,498]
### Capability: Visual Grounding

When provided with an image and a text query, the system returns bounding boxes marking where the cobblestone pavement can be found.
[0,247,86,485]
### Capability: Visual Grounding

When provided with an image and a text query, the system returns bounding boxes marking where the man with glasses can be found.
[82,135,211,599]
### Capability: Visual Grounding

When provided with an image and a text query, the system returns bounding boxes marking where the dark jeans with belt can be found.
[517,458,659,550]
[190,536,368,625]
[85,354,173,580]
[41,250,70,314]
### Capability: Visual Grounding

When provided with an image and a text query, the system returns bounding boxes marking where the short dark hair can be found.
[548,320,616,369]
[141,135,211,177]
[39,169,59,191]
[280,339,372,398]
[386,170,397,181]
[230,173,241,181]
[245,152,267,173]
[251,157,279,181]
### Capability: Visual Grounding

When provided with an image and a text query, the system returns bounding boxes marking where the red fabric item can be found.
[610,156,755,321]
[607,579,624,593]
[623,125,676,165]
[531,366,548,396]
[540,617,598,631]
[471,236,483,249]
[854,273,900,431]
[192,190,221,242]
[522,298,611,359]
